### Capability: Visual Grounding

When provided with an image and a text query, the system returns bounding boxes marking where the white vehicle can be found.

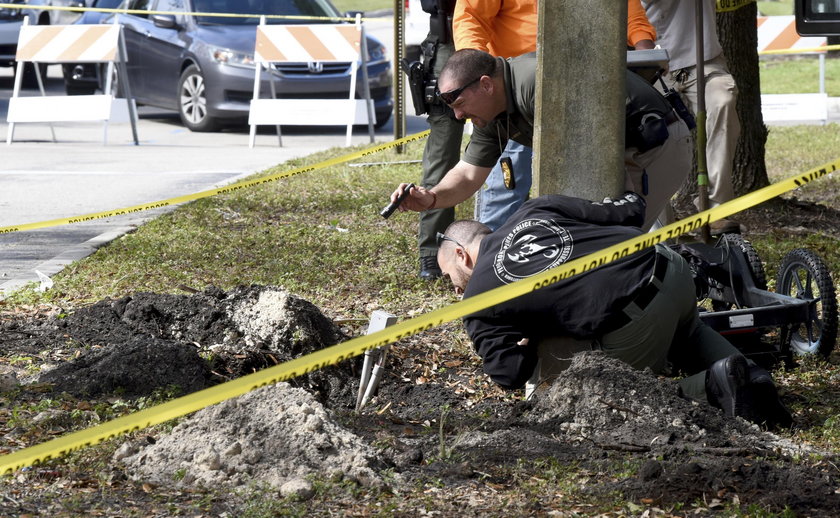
[404,0,428,60]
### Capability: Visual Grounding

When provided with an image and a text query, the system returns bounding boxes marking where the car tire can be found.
[178,65,220,132]
[65,82,97,96]
[374,109,392,129]
[18,62,49,89]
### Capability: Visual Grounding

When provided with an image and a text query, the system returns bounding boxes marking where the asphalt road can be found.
[0,20,428,296]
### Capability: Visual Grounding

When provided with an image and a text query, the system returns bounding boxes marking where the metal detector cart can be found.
[677,234,838,363]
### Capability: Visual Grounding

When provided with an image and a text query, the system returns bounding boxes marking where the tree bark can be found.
[718,2,769,194]
[675,3,769,211]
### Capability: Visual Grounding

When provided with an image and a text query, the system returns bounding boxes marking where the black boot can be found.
[419,255,442,280]
[705,354,749,417]
[741,362,794,429]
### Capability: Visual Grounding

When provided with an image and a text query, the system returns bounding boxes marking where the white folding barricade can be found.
[248,16,376,148]
[6,18,139,145]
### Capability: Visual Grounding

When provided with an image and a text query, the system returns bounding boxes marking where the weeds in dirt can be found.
[3,126,840,515]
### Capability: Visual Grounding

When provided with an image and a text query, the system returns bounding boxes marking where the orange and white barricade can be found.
[757,16,829,123]
[248,16,375,148]
[757,15,827,54]
[6,18,139,145]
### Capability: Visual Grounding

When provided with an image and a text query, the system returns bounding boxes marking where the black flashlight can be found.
[380,183,415,219]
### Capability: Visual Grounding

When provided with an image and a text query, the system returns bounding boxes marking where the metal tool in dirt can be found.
[356,310,398,411]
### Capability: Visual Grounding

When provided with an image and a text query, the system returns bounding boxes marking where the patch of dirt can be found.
[2,198,840,515]
[678,195,840,239]
[1,285,355,406]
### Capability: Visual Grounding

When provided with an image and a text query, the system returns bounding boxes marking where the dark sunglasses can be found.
[436,232,465,249]
[436,76,481,105]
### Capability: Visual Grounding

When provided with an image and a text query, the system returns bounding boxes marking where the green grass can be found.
[4,139,472,320]
[757,1,793,16]
[331,0,394,15]
[760,56,840,96]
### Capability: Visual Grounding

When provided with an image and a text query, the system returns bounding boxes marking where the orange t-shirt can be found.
[453,0,655,57]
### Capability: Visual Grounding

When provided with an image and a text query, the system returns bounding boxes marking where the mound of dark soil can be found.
[3,275,840,515]
[2,285,355,404]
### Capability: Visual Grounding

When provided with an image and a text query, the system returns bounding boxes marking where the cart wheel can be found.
[711,233,767,311]
[776,248,838,358]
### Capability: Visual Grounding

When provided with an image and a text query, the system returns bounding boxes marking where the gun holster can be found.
[402,58,428,116]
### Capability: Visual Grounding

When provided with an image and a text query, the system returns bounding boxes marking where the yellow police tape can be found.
[760,44,840,56]
[716,0,756,13]
[0,131,430,235]
[1,156,838,474]
[0,3,379,23]
[6,1,756,18]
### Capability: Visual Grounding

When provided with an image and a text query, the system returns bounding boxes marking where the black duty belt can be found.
[603,249,669,332]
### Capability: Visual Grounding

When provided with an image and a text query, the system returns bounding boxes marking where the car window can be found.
[93,0,126,8]
[157,0,183,11]
[126,0,153,18]
[0,1,25,22]
[192,0,341,26]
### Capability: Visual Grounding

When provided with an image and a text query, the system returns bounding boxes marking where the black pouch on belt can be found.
[659,77,696,130]
[632,113,669,153]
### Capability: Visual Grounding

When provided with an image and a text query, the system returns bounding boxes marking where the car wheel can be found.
[65,81,97,95]
[178,65,220,132]
[374,109,392,129]
[18,62,49,89]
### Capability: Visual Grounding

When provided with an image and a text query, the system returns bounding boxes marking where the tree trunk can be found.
[675,3,769,212]
[718,2,769,194]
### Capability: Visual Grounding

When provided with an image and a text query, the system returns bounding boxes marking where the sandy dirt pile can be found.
[114,382,381,497]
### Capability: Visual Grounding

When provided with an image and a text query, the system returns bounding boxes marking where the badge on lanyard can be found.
[501,157,515,190]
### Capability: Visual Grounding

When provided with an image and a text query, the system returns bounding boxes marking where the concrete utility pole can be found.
[533,0,626,200]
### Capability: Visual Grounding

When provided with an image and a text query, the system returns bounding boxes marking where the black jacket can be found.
[462,193,656,389]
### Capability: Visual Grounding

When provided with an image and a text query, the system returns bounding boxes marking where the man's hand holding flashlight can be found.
[389,183,438,212]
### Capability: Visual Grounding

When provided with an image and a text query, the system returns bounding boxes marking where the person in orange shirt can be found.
[454,0,655,58]
[450,0,656,230]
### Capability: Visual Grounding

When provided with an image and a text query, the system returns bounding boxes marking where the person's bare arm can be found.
[390,160,492,212]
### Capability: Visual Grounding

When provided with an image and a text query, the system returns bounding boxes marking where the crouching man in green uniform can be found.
[436,191,792,429]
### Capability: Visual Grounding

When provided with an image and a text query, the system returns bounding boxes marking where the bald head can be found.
[437,220,491,295]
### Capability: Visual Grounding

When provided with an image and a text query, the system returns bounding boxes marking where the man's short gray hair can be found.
[442,220,492,249]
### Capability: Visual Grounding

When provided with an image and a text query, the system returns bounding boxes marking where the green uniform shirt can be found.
[461,53,675,168]
[462,53,536,169]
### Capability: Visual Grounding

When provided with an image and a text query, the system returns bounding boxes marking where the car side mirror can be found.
[151,14,178,29]
[795,0,840,36]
